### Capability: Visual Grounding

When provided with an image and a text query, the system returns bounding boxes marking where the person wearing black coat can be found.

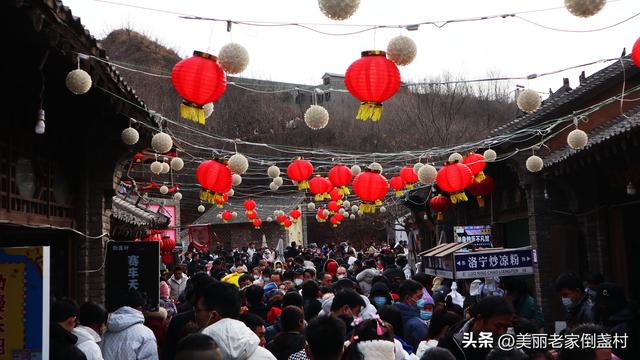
[266,306,305,360]
[50,298,87,360]
[595,282,639,360]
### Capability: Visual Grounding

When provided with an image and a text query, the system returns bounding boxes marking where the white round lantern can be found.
[483,149,497,162]
[318,0,360,20]
[565,0,606,18]
[150,161,163,175]
[232,211,238,218]
[269,182,279,192]
[387,35,417,66]
[307,202,316,211]
[304,105,329,130]
[161,162,171,174]
[322,209,330,217]
[151,132,173,154]
[218,43,250,74]
[121,127,139,145]
[567,129,588,150]
[448,153,463,162]
[351,205,359,213]
[170,157,184,171]
[65,69,92,95]
[413,162,424,174]
[204,103,214,119]
[228,153,249,174]
[273,177,284,187]
[232,174,242,186]
[349,214,356,220]
[351,165,362,176]
[159,185,169,194]
[517,89,542,113]
[379,206,387,213]
[338,208,346,215]
[197,205,206,213]
[526,155,544,173]
[418,164,438,185]
[268,165,281,178]
[266,217,273,222]
[217,213,223,219]
[173,192,183,201]
[342,200,351,209]
[227,189,235,197]
[368,162,383,173]
[273,210,280,217]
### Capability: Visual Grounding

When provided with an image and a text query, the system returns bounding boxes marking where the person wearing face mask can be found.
[335,266,349,281]
[73,301,107,360]
[393,279,428,350]
[330,290,366,338]
[555,273,594,332]
[417,292,435,326]
[369,282,393,309]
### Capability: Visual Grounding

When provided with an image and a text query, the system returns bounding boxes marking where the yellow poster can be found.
[0,263,25,359]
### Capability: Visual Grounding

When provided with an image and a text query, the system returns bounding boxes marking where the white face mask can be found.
[294,279,303,286]
[337,274,346,279]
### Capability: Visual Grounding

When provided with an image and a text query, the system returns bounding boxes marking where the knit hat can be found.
[421,288,434,305]
[357,340,395,360]
[159,281,170,299]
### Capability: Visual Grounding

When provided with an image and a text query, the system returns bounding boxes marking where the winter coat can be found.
[144,307,168,352]
[72,325,104,360]
[101,306,158,360]
[415,339,439,359]
[303,298,322,322]
[603,307,639,360]
[249,303,269,322]
[201,318,277,360]
[566,293,594,329]
[355,268,381,296]
[266,331,305,360]
[50,323,87,360]
[394,302,428,351]
[513,295,544,327]
[162,309,196,360]
[168,275,188,300]
[437,319,491,360]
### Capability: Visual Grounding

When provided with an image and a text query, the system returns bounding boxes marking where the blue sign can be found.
[453,247,533,279]
[454,225,492,248]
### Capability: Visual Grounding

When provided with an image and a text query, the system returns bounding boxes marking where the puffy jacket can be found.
[355,268,381,296]
[51,323,87,360]
[168,275,188,300]
[202,318,276,360]
[101,306,158,360]
[72,325,104,360]
[394,302,427,351]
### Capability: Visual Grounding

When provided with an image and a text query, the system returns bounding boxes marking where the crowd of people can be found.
[51,240,638,360]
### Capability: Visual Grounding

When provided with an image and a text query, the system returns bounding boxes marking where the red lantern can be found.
[171,51,227,124]
[329,215,339,227]
[317,208,328,222]
[214,193,229,208]
[344,51,401,121]
[327,201,341,214]
[287,158,314,190]
[466,175,496,208]
[309,176,332,202]
[283,218,293,229]
[436,162,473,203]
[329,188,343,203]
[328,164,353,195]
[389,176,406,197]
[196,159,232,207]
[334,213,345,223]
[399,166,418,189]
[246,211,258,220]
[429,194,452,221]
[161,236,176,252]
[222,210,233,223]
[162,252,173,265]
[633,37,640,69]
[352,169,389,213]
[463,153,487,182]
[277,215,288,225]
[244,199,257,217]
[290,209,301,222]
[253,218,262,229]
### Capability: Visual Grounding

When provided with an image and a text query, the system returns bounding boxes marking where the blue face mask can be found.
[373,296,387,306]
[416,298,426,309]
[419,310,432,321]
[561,297,573,308]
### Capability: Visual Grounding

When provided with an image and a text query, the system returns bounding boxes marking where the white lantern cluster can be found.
[379,206,387,213]
[526,155,544,173]
[517,89,542,113]
[413,162,424,174]
[307,202,316,211]
[151,132,173,154]
[173,192,183,201]
[386,35,417,66]
[227,189,235,197]
[567,129,588,150]
[349,214,356,220]
[150,161,163,175]
[269,182,279,192]
[232,174,243,186]
[448,153,463,162]
[218,43,250,74]
[351,165,362,176]
[204,103,214,119]
[342,200,351,209]
[368,162,383,173]
[273,177,284,187]
[266,217,273,222]
[483,149,497,162]
[121,127,139,145]
[418,164,437,185]
[564,0,606,18]
[170,157,184,171]
[268,165,281,178]
[161,162,170,174]
[304,105,330,130]
[228,153,249,174]
[351,205,359,213]
[65,69,92,95]
[317,0,360,20]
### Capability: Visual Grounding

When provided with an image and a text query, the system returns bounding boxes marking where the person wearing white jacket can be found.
[101,291,158,360]
[73,302,108,360]
[355,260,381,297]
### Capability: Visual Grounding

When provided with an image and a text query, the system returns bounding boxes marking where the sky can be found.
[63,0,639,99]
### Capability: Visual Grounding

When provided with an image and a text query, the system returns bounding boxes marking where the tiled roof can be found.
[192,194,306,226]
[492,57,638,135]
[543,106,640,168]
[111,196,170,228]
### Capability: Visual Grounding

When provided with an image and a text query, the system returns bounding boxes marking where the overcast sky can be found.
[64,0,638,98]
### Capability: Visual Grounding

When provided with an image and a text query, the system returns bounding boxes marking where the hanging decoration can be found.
[633,37,640,69]
[342,200,351,208]
[517,89,542,113]
[253,218,262,229]
[244,199,257,218]
[121,127,139,145]
[389,176,406,197]
[227,189,235,197]
[170,157,184,171]
[317,0,360,21]
[161,252,173,265]
[567,128,588,149]
[197,204,206,213]
[386,35,417,66]
[329,188,344,204]
[283,218,293,229]
[328,164,353,195]
[379,206,387,213]
[309,176,331,201]
[222,210,234,223]
[159,185,169,194]
[483,149,497,162]
[269,182,279,192]
[368,162,383,173]
[246,211,258,220]
[232,174,243,186]
[277,214,288,225]
[429,194,452,221]
[466,175,496,208]
[418,164,438,185]
[448,153,463,162]
[351,165,362,176]
[287,157,314,190]
[65,68,92,95]
[349,214,356,220]
[413,162,424,174]
[304,105,330,130]
[307,202,316,211]
[351,205,359,213]
[564,0,606,18]
[352,167,389,213]
[266,217,273,222]
[462,153,487,182]
[268,165,281,178]
[228,153,249,174]
[150,161,163,175]
[399,165,419,189]
[526,155,544,173]
[435,162,473,203]
[327,200,341,214]
[204,103,214,119]
[196,159,233,207]
[151,132,173,154]
[344,51,401,121]
[316,208,328,222]
[171,51,227,124]
[218,43,250,74]
[173,192,183,201]
[290,209,302,222]
[161,162,171,174]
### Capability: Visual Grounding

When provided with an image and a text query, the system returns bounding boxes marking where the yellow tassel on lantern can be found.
[375,199,383,206]
[324,193,331,200]
[356,102,384,121]
[254,225,260,229]
[437,212,444,221]
[360,203,375,214]
[474,172,486,183]
[339,186,351,196]
[450,191,469,204]
[314,194,324,202]
[395,190,405,197]
[180,101,206,125]
[404,183,414,190]
[318,218,326,223]
[371,105,383,122]
[476,196,485,208]
[297,180,309,190]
